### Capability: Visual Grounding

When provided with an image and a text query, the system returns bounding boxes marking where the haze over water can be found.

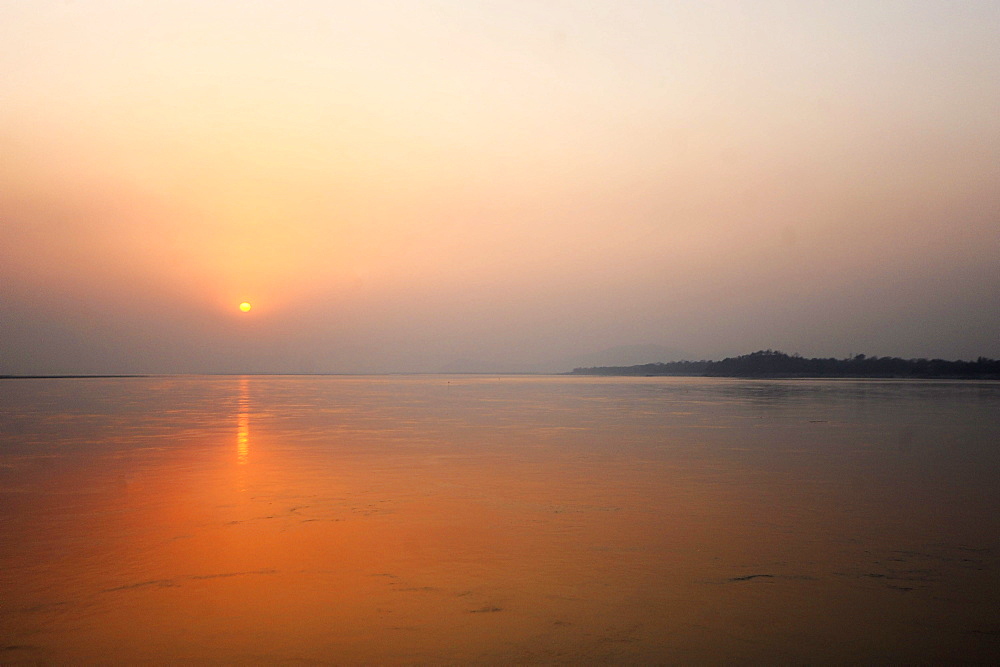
[2,375,998,663]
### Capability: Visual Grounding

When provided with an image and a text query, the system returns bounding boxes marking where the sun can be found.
[239,302,252,312]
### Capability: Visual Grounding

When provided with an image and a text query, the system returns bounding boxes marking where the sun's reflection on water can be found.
[237,377,249,465]
[2,377,999,663]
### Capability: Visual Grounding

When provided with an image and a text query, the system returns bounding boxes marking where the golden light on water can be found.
[239,302,252,313]
[237,413,249,465]
[237,378,249,465]
[2,377,999,662]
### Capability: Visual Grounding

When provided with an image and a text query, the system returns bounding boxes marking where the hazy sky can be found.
[2,0,998,374]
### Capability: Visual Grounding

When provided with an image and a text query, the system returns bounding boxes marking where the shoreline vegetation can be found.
[569,350,1000,379]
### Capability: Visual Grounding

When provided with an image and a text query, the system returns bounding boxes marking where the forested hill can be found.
[570,350,1000,379]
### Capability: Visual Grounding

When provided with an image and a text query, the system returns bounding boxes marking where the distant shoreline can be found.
[3,351,1000,380]
[569,350,1000,380]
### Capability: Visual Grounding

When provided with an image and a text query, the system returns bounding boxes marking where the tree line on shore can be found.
[570,350,1000,378]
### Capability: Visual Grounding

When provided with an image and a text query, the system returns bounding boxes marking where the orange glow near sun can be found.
[239,302,252,312]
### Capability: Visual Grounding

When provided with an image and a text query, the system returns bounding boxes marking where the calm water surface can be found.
[1,375,998,663]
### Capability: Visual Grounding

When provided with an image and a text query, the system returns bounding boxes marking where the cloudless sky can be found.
[2,0,998,373]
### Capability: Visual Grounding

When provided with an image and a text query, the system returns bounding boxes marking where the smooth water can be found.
[1,375,998,663]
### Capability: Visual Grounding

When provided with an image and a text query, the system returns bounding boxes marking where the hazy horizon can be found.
[4,344,1000,378]
[3,1,999,375]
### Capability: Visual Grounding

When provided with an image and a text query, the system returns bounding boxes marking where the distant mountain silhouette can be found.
[436,357,528,374]
[436,344,693,374]
[540,344,691,374]
[570,350,1000,379]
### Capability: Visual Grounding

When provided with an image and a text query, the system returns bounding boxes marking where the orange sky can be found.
[2,1,998,373]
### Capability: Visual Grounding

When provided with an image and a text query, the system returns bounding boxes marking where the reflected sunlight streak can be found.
[237,378,250,465]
